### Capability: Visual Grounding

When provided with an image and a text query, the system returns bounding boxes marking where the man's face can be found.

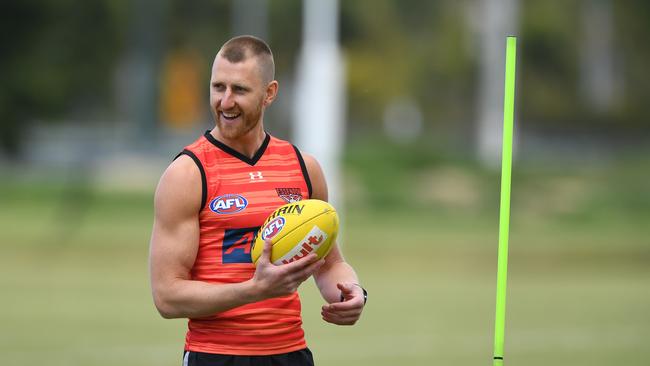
[209,55,271,140]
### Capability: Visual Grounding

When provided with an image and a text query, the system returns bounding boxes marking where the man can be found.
[149,35,366,366]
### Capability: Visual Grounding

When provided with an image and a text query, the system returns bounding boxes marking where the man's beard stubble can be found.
[215,103,263,141]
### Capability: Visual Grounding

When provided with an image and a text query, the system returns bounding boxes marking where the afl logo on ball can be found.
[262,216,285,240]
[210,194,248,214]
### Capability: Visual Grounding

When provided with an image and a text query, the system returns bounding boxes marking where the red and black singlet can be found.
[178,130,312,355]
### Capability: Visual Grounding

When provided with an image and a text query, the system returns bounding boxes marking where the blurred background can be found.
[1,0,648,365]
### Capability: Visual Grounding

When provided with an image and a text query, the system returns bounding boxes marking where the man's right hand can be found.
[251,239,324,300]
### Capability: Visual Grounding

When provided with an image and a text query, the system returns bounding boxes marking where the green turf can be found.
[1,160,649,365]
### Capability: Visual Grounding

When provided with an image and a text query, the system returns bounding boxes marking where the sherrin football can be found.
[251,199,339,266]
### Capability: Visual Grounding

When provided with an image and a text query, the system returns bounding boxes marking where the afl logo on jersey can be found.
[262,216,285,240]
[210,194,248,214]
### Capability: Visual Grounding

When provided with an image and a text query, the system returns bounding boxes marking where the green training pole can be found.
[493,36,517,366]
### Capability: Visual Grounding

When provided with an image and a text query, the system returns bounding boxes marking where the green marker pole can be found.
[493,36,517,366]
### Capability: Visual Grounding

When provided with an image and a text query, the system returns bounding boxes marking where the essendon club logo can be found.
[276,188,303,203]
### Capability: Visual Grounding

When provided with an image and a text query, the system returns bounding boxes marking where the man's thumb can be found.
[259,239,274,264]
[337,282,353,294]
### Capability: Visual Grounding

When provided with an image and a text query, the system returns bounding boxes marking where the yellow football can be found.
[251,199,339,266]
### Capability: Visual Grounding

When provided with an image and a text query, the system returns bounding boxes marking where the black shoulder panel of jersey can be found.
[174,149,208,211]
[292,145,313,199]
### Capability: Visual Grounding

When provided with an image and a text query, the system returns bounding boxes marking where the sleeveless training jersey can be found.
[178,130,312,356]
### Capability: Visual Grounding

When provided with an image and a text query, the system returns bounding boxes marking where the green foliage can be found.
[3,0,650,158]
[614,1,650,125]
[519,1,581,125]
[341,1,475,130]
[0,0,127,156]
[341,0,650,136]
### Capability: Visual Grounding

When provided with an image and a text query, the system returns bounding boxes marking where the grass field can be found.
[1,155,649,365]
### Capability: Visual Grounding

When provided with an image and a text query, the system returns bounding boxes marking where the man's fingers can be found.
[280,253,319,272]
[321,307,361,318]
[289,259,325,284]
[323,299,364,312]
[321,311,358,325]
[321,300,363,325]
[303,258,325,277]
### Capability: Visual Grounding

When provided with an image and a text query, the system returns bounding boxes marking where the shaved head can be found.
[217,35,275,84]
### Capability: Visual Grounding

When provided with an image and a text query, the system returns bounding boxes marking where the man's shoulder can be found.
[154,154,203,217]
[162,154,203,188]
[182,131,213,155]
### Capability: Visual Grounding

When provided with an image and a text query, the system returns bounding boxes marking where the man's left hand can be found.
[321,283,365,325]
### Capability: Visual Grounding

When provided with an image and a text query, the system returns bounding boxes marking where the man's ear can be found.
[264,80,279,107]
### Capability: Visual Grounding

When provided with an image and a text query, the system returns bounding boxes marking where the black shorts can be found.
[182,348,314,366]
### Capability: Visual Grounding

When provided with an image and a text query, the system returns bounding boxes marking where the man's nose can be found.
[221,89,235,109]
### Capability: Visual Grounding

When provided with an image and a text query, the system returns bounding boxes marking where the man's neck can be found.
[211,124,266,159]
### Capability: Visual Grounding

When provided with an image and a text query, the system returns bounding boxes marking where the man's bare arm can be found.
[149,155,323,319]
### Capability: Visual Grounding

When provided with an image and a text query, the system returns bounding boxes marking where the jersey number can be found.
[222,227,259,264]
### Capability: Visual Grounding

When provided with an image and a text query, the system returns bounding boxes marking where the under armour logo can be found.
[249,171,264,181]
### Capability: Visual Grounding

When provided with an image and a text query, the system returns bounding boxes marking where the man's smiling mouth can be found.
[221,111,241,121]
